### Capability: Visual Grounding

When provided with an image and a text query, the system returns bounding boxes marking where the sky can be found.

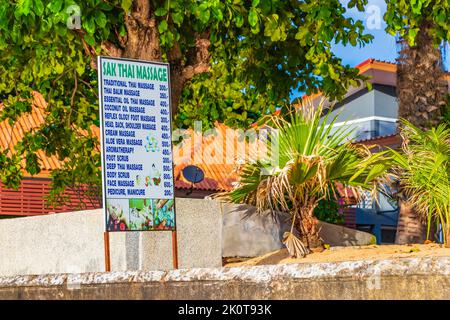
[291,0,450,100]
[332,0,397,66]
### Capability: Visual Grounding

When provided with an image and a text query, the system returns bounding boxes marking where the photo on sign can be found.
[106,198,129,231]
[153,199,175,230]
[128,198,154,230]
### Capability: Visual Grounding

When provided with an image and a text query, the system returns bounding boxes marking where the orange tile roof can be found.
[0,92,100,178]
[0,92,61,176]
[173,122,264,192]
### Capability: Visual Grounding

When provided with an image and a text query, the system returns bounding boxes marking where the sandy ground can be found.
[224,243,450,267]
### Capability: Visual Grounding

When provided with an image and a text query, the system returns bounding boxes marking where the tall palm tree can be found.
[224,103,392,257]
[395,22,448,244]
[391,120,450,246]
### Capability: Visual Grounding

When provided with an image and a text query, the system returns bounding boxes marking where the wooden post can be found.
[104,231,111,272]
[172,230,178,269]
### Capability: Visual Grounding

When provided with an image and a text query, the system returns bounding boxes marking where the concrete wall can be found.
[222,203,376,257]
[0,198,222,277]
[0,256,448,299]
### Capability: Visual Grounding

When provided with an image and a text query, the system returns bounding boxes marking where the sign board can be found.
[98,56,175,232]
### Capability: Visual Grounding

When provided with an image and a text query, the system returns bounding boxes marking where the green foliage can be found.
[175,61,278,130]
[314,197,344,225]
[391,120,450,244]
[0,0,374,204]
[224,102,392,251]
[384,0,450,46]
[226,102,392,215]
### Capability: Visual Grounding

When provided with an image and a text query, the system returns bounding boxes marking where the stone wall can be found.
[0,256,448,299]
[0,198,222,276]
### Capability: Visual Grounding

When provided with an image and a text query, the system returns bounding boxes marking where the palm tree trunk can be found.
[395,199,426,244]
[397,20,447,130]
[295,205,322,249]
[395,21,447,243]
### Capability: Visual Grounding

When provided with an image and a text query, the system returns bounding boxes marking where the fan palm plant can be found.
[391,120,450,246]
[225,103,393,257]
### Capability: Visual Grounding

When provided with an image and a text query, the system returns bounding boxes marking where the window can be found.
[381,226,397,244]
[356,224,374,235]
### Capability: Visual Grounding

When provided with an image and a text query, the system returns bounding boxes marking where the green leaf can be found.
[95,11,107,28]
[295,27,308,41]
[328,64,339,81]
[172,11,183,25]
[436,10,446,25]
[212,7,223,21]
[119,24,126,37]
[83,16,96,35]
[349,32,357,46]
[199,8,210,24]
[235,14,244,27]
[84,33,95,46]
[407,28,419,45]
[47,0,63,13]
[158,20,168,33]
[155,7,168,17]
[248,8,258,27]
[34,0,44,16]
[17,0,32,16]
[121,0,132,12]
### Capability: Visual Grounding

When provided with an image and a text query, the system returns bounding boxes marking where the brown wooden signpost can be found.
[98,56,178,271]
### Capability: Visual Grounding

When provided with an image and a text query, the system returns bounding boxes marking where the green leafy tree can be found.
[384,0,449,243]
[0,0,373,204]
[225,103,392,257]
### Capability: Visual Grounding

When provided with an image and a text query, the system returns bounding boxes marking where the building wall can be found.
[373,85,397,118]
[324,85,398,141]
[0,198,222,277]
[325,88,376,124]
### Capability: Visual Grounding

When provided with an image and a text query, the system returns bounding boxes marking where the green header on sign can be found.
[102,60,168,82]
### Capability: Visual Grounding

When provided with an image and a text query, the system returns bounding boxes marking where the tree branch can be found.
[169,32,211,114]
[182,32,211,81]
[101,41,123,58]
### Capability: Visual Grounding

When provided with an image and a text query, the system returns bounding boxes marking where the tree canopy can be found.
[384,0,449,46]
[384,0,449,129]
[0,0,373,200]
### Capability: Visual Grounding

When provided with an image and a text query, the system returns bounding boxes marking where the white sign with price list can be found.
[98,56,175,232]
